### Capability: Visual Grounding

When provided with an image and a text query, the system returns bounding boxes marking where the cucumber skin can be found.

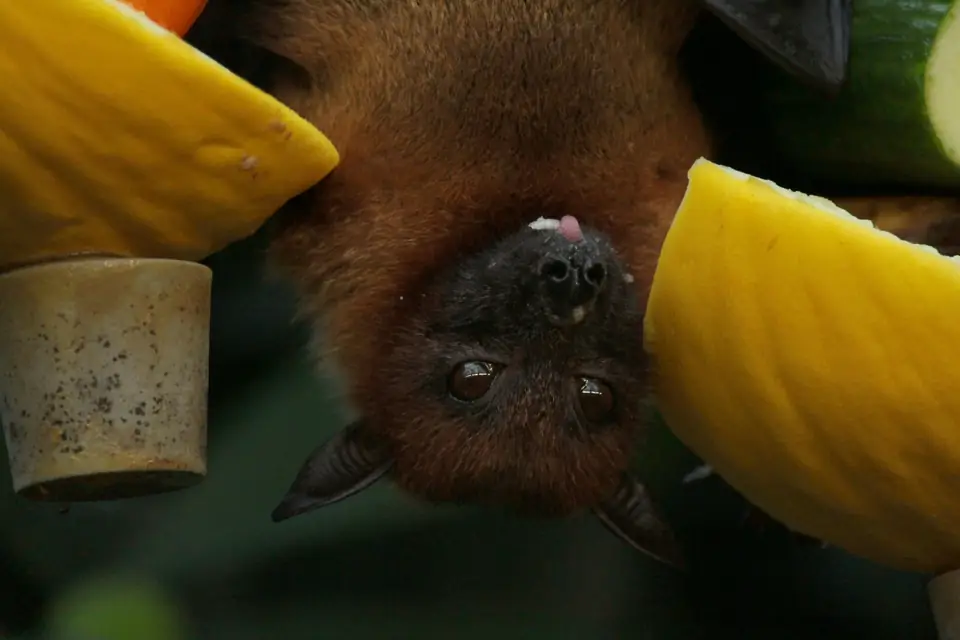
[759,0,958,189]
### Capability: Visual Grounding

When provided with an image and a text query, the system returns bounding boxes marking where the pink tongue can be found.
[559,215,583,242]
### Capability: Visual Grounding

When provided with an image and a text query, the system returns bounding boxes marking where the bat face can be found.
[270,214,685,567]
[373,216,648,515]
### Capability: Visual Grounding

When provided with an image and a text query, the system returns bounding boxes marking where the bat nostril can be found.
[583,261,606,289]
[539,256,571,283]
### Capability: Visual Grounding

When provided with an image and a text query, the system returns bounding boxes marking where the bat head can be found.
[271,215,684,568]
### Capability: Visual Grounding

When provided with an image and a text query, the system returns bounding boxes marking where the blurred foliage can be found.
[0,7,944,640]
[43,576,186,640]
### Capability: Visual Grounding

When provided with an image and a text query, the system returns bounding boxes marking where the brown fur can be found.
[238,0,710,515]
[262,0,707,362]
[216,1,960,539]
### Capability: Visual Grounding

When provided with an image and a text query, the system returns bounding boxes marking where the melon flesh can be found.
[645,158,960,574]
[0,0,339,269]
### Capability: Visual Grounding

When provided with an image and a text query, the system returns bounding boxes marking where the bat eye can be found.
[577,377,615,423]
[448,360,501,401]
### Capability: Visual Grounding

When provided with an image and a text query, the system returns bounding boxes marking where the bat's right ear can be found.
[271,420,394,522]
[593,473,686,569]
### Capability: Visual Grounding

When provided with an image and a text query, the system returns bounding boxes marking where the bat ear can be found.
[702,0,852,93]
[271,419,394,522]
[593,473,686,568]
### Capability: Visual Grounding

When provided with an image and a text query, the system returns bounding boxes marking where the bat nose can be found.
[538,253,608,325]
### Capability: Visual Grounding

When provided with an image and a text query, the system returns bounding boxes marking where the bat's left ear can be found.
[271,419,394,522]
[593,473,686,568]
[702,0,853,93]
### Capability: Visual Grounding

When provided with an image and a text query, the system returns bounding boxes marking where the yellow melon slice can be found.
[0,0,338,269]
[644,158,960,574]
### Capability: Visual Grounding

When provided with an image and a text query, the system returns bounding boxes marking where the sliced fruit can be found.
[645,158,960,573]
[119,0,207,36]
[0,0,338,269]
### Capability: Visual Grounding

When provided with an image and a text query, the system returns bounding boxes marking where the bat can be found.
[199,0,853,567]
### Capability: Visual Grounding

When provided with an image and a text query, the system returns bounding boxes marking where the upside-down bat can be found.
[192,0,896,567]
